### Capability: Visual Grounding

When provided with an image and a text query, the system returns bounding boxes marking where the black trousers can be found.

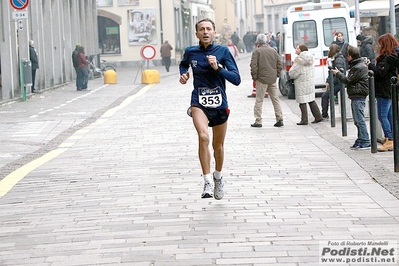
[162,57,171,71]
[31,69,37,91]
[321,84,341,117]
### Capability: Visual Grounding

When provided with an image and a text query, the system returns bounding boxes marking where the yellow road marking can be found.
[0,84,154,197]
[0,148,67,197]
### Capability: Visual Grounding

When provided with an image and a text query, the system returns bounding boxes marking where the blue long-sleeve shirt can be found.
[179,43,241,109]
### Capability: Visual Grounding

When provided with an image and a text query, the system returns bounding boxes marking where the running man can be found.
[179,18,241,200]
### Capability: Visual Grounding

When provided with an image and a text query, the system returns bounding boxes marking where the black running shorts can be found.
[193,105,230,127]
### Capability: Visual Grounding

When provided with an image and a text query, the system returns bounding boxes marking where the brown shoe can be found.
[377,140,393,152]
[311,118,324,124]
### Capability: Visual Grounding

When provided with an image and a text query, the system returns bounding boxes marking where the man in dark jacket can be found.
[72,43,80,90]
[29,40,39,93]
[231,31,239,46]
[332,45,370,150]
[243,32,253,53]
[357,35,375,64]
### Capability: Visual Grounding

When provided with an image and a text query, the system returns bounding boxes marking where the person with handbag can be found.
[321,44,347,119]
[368,33,399,151]
[289,43,323,125]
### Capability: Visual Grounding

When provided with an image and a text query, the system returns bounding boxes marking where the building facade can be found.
[96,0,217,67]
[0,0,98,101]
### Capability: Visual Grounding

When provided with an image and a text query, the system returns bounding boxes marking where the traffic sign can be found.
[10,0,29,10]
[140,45,156,60]
[13,11,28,20]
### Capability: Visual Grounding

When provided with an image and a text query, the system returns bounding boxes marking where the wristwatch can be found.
[216,63,223,73]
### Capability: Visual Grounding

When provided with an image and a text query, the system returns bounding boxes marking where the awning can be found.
[349,0,399,17]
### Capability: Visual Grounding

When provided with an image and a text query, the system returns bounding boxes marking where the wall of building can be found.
[212,1,235,44]
[97,0,218,67]
[0,0,98,101]
[97,0,178,67]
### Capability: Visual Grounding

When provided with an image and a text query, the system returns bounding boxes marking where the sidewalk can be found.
[0,53,399,265]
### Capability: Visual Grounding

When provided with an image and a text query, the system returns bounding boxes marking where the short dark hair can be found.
[195,18,215,31]
[347,45,360,59]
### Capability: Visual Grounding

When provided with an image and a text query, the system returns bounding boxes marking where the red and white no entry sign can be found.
[10,0,29,10]
[140,45,156,60]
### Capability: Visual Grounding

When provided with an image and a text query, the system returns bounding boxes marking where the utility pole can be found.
[354,0,360,35]
[390,0,396,36]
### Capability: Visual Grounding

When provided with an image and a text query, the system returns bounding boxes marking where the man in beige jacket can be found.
[250,33,283,127]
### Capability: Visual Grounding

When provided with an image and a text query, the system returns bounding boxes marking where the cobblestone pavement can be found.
[0,54,399,265]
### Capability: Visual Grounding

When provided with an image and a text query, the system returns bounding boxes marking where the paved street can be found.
[1,54,399,265]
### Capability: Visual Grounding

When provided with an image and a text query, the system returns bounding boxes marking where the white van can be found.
[278,1,357,99]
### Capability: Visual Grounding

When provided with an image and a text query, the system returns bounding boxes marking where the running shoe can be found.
[358,143,371,150]
[213,174,224,200]
[350,140,360,150]
[201,181,214,198]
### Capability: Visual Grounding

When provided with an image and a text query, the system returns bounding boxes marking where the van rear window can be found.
[292,20,318,49]
[322,17,349,46]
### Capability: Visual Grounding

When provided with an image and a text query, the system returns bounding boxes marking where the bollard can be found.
[104,70,117,84]
[339,82,347,136]
[328,67,336,127]
[141,69,160,84]
[391,76,399,172]
[369,71,377,153]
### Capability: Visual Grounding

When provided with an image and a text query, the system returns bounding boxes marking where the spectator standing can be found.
[368,33,399,152]
[160,40,173,72]
[266,33,277,51]
[250,33,284,128]
[321,44,346,119]
[231,31,239,46]
[227,40,238,60]
[72,43,80,90]
[332,31,349,69]
[332,31,345,50]
[356,35,376,64]
[29,40,39,93]
[333,45,370,150]
[289,44,323,125]
[243,32,253,53]
[77,46,89,91]
[179,18,241,200]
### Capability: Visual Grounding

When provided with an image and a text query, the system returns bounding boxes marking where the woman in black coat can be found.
[321,44,346,119]
[368,33,399,152]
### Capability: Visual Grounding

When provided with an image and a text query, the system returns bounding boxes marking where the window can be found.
[322,17,348,46]
[256,22,264,34]
[292,20,318,49]
[98,16,121,54]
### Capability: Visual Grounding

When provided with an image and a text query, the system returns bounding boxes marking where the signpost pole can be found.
[11,0,31,97]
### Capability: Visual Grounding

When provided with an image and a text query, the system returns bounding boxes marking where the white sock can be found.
[213,170,222,180]
[203,174,212,183]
